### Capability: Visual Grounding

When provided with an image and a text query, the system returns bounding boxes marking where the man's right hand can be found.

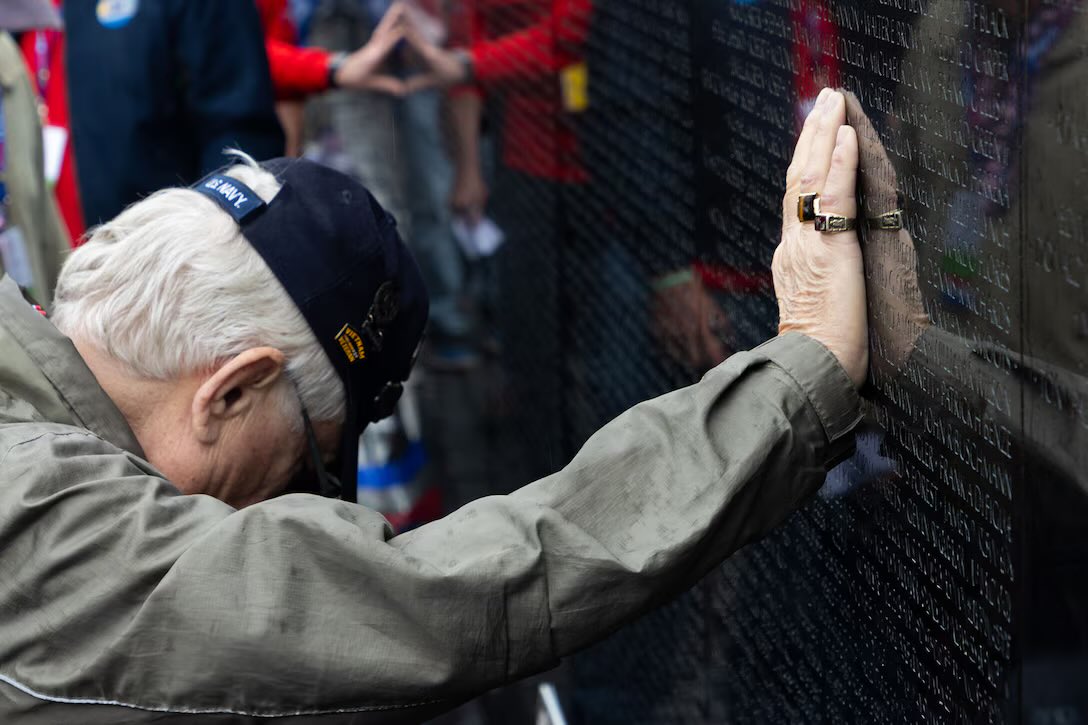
[774,88,868,389]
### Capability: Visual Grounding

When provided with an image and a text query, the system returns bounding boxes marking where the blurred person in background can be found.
[256,0,413,156]
[21,0,413,241]
[403,0,591,393]
[405,0,594,211]
[304,0,478,371]
[0,0,68,306]
[402,0,674,476]
[403,1,726,374]
[400,0,483,370]
[22,0,284,236]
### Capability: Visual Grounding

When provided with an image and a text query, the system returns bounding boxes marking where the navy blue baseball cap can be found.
[192,157,429,502]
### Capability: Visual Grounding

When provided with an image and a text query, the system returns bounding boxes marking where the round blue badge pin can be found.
[96,0,139,29]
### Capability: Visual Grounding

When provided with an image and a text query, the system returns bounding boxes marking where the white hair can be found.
[52,152,345,424]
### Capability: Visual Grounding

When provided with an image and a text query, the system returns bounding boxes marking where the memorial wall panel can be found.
[489,0,1088,721]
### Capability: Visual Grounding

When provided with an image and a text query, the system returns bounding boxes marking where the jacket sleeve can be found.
[175,0,285,170]
[0,334,859,718]
[255,0,298,44]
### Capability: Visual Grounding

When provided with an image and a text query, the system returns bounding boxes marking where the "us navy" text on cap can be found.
[192,173,267,224]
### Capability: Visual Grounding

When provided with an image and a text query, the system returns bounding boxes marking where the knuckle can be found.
[799,171,821,190]
[818,193,840,210]
[831,146,857,170]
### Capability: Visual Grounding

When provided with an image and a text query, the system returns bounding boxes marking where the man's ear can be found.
[192,348,287,444]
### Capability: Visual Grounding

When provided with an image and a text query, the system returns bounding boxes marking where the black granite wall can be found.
[488,0,1087,721]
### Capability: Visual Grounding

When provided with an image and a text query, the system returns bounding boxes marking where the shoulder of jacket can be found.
[0,422,122,466]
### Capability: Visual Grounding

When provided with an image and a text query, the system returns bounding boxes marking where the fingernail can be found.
[835,125,853,147]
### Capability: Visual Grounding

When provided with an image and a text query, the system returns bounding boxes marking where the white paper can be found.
[452,217,505,260]
[535,683,569,725]
[42,125,67,185]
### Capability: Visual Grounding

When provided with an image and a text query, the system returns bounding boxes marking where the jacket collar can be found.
[0,276,145,457]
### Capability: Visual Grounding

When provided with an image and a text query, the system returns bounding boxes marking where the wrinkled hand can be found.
[774,88,867,388]
[450,164,489,223]
[843,92,929,375]
[652,274,730,372]
[332,2,410,94]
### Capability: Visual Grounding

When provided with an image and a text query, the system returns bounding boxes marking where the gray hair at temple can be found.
[50,152,346,424]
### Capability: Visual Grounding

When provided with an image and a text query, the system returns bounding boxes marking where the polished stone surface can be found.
[441,0,1088,721]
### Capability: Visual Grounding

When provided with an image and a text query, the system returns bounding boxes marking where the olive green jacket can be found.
[0,275,860,723]
[0,33,69,306]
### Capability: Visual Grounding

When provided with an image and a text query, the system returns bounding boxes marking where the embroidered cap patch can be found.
[193,174,267,223]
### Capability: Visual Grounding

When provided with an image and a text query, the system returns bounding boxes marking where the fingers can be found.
[456,204,484,226]
[817,125,860,241]
[786,89,830,189]
[370,20,406,53]
[403,73,441,95]
[783,88,830,224]
[374,1,408,35]
[365,75,409,96]
[800,90,846,200]
[372,24,406,50]
[358,5,406,66]
[843,94,899,209]
[402,20,440,59]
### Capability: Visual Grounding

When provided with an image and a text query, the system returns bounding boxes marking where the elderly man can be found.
[0,89,863,722]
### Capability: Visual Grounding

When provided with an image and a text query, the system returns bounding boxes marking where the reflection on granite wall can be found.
[490,0,1086,721]
[686,0,1025,720]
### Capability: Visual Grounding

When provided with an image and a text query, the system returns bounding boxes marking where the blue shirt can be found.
[64,0,284,226]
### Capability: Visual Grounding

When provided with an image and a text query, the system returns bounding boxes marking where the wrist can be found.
[455,161,483,180]
[326,52,348,89]
[451,48,475,84]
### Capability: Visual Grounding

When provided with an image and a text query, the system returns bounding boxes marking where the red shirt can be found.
[454,0,593,182]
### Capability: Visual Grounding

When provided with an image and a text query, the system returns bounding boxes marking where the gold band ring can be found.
[866,209,904,231]
[814,213,857,233]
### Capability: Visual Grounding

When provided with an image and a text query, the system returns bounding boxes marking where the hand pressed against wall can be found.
[842,92,930,375]
[774,89,868,388]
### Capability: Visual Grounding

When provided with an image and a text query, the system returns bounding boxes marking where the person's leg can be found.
[396,90,474,353]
